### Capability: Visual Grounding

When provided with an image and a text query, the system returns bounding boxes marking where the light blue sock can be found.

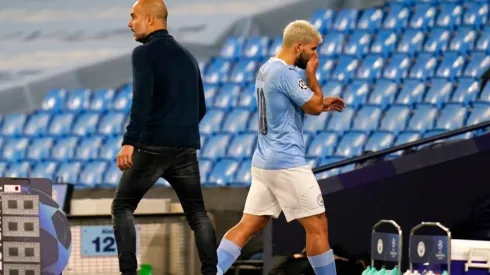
[216,238,242,275]
[308,249,337,275]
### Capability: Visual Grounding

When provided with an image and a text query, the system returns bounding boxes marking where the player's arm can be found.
[281,68,323,116]
[122,45,154,146]
[302,58,324,115]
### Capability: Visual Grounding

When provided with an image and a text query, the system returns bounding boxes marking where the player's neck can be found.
[275,50,296,66]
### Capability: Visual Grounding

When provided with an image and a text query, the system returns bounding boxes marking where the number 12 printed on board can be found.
[81,225,139,256]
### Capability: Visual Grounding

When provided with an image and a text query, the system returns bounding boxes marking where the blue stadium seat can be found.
[1,114,27,137]
[203,58,232,84]
[2,138,29,162]
[47,113,75,136]
[227,133,256,158]
[391,131,421,156]
[476,26,490,52]
[334,132,368,158]
[317,56,336,81]
[111,85,132,112]
[332,9,358,32]
[199,109,225,134]
[382,3,410,31]
[343,31,372,57]
[343,80,370,109]
[23,112,51,136]
[198,159,213,183]
[306,131,339,158]
[72,112,100,136]
[423,28,451,55]
[319,32,345,57]
[422,129,446,139]
[0,162,8,176]
[356,55,385,81]
[331,55,360,83]
[463,2,488,29]
[479,82,490,103]
[27,137,54,161]
[30,162,58,179]
[365,132,396,152]
[311,9,336,34]
[305,157,319,169]
[237,85,256,110]
[423,79,454,107]
[201,134,232,158]
[407,104,438,132]
[98,112,125,135]
[463,52,490,78]
[397,30,425,56]
[408,53,438,80]
[322,81,344,97]
[435,104,468,130]
[203,84,218,108]
[207,159,239,186]
[409,3,436,30]
[368,80,398,108]
[5,162,31,178]
[269,37,283,56]
[74,136,104,160]
[56,161,82,186]
[449,27,477,54]
[435,3,463,30]
[435,52,466,80]
[41,89,66,113]
[370,30,398,58]
[220,37,244,59]
[451,78,480,105]
[352,105,383,132]
[103,164,122,187]
[78,161,108,188]
[326,108,355,133]
[466,102,490,126]
[315,157,344,180]
[382,54,411,83]
[356,8,383,31]
[304,112,329,134]
[229,59,259,84]
[99,136,122,161]
[222,109,252,133]
[395,79,426,105]
[379,105,411,134]
[89,88,116,112]
[248,111,258,132]
[214,84,241,108]
[242,37,270,58]
[64,89,91,112]
[234,159,251,185]
[51,137,79,161]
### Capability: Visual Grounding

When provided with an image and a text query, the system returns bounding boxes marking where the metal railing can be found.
[312,120,490,174]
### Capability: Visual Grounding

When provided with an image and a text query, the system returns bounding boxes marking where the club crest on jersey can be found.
[298,79,308,90]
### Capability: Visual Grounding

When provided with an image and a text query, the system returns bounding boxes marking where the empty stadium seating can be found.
[2,0,490,188]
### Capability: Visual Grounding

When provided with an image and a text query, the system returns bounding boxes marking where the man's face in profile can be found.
[128,2,149,41]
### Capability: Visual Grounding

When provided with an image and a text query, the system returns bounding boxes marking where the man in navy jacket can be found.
[111,0,217,274]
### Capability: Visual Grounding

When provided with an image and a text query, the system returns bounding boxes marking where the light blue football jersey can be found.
[251,57,314,170]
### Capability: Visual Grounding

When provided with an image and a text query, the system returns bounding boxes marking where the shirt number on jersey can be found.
[256,87,268,135]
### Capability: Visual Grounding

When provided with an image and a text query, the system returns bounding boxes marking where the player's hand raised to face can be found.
[306,52,319,74]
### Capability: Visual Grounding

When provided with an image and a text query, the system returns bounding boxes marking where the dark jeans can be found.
[111,146,218,275]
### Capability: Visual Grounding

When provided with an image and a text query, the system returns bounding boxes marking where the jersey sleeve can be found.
[279,68,314,107]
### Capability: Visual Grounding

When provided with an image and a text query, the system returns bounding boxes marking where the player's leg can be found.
[216,167,281,275]
[111,148,168,275]
[274,166,336,275]
[163,148,218,275]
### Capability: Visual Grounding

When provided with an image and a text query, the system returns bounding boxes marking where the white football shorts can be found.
[243,165,325,222]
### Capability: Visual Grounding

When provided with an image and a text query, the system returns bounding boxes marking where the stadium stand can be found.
[2,0,490,189]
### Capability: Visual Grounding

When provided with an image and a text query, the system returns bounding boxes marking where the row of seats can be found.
[204,51,490,85]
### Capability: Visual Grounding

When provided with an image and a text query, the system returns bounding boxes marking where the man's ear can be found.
[295,42,303,53]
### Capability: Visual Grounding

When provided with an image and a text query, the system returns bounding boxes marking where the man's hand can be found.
[323,97,346,112]
[117,145,134,171]
[306,52,319,75]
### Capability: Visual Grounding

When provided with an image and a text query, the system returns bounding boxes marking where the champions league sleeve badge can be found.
[298,79,309,90]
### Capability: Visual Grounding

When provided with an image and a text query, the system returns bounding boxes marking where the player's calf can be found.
[298,213,336,275]
[217,214,270,275]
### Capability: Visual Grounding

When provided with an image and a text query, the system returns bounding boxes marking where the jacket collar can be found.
[139,29,169,44]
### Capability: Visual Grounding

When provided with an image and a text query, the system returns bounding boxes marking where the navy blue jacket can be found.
[122,29,206,149]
